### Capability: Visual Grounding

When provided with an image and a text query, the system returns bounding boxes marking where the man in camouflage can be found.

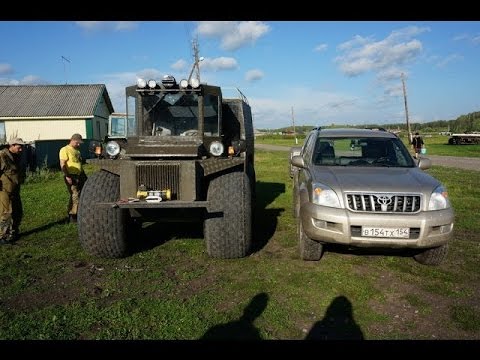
[0,138,26,244]
[59,133,87,223]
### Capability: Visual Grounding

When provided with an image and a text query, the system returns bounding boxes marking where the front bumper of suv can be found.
[300,202,454,249]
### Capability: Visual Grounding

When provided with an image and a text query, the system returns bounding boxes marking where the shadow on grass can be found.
[128,220,204,254]
[20,217,70,237]
[305,295,364,340]
[128,180,286,256]
[324,243,423,260]
[251,181,285,253]
[201,292,269,340]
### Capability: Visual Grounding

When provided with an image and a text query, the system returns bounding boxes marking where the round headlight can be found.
[137,78,147,88]
[179,79,189,89]
[105,141,121,157]
[209,141,224,157]
[148,79,157,89]
[189,78,200,88]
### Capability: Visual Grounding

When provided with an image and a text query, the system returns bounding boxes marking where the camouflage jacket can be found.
[0,147,25,193]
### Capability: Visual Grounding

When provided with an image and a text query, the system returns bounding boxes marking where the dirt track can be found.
[255,144,480,171]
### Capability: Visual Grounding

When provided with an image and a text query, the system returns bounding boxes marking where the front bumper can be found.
[300,202,454,249]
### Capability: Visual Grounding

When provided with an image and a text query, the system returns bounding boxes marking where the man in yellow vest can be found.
[0,138,26,244]
[59,133,87,223]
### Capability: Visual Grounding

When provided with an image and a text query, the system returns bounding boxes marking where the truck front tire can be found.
[78,170,129,258]
[204,172,252,259]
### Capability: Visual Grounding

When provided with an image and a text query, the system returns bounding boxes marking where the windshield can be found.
[139,92,199,136]
[312,137,415,167]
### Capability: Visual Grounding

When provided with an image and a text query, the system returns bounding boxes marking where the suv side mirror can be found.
[291,155,305,169]
[417,157,432,170]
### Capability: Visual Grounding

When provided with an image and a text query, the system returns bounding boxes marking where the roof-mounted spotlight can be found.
[137,78,147,89]
[147,79,157,89]
[189,78,200,89]
[162,75,176,88]
[179,79,189,89]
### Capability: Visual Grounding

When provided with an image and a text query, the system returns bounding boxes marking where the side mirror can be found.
[291,155,305,169]
[417,157,432,170]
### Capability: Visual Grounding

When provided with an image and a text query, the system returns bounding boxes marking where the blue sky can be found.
[1,21,479,129]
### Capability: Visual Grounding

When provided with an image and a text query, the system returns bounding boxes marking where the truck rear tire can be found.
[204,172,252,259]
[78,170,129,258]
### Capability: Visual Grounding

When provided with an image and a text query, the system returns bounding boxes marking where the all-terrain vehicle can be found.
[78,72,255,259]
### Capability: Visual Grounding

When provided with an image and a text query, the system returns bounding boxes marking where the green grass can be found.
[0,149,479,340]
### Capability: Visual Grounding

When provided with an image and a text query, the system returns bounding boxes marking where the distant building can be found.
[0,84,114,144]
[0,84,114,169]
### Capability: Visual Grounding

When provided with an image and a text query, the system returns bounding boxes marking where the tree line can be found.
[262,111,480,134]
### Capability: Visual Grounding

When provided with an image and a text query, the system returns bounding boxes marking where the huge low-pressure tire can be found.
[298,217,323,261]
[78,170,129,258]
[204,172,252,259]
[413,244,448,265]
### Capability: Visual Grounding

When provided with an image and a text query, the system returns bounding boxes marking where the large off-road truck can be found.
[78,74,255,259]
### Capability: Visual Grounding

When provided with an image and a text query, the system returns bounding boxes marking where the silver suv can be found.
[290,128,454,265]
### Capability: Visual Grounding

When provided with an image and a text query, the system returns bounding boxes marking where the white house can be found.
[0,84,114,144]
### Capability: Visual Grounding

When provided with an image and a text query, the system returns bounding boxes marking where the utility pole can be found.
[61,56,71,84]
[401,73,412,144]
[291,106,298,145]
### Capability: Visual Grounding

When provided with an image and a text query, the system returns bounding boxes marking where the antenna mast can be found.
[61,56,71,84]
[187,38,202,84]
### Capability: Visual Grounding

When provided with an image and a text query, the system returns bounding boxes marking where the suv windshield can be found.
[313,136,415,167]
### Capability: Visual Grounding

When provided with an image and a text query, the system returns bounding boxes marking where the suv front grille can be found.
[136,163,180,199]
[346,193,421,213]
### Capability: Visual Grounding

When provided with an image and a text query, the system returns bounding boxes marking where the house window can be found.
[96,121,101,140]
[0,122,5,143]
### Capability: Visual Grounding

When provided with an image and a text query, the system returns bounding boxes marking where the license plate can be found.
[361,227,410,238]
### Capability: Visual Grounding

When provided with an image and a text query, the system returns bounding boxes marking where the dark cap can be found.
[71,133,84,143]
[8,137,25,145]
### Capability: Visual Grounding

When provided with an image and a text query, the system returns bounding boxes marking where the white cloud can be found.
[435,53,464,68]
[314,44,328,52]
[336,26,429,78]
[0,63,14,75]
[377,67,405,82]
[453,33,469,41]
[249,87,362,129]
[196,21,270,51]
[200,57,238,71]
[452,33,480,45]
[171,59,188,71]
[245,69,264,82]
[75,21,138,32]
[0,74,49,85]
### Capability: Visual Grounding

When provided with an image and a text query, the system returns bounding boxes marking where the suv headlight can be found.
[105,141,121,158]
[312,182,341,208]
[428,185,451,210]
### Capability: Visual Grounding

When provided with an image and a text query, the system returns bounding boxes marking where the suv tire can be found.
[298,218,323,261]
[413,244,448,265]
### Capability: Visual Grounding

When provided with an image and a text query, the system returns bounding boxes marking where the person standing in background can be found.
[59,133,87,223]
[0,138,26,244]
[412,132,424,159]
